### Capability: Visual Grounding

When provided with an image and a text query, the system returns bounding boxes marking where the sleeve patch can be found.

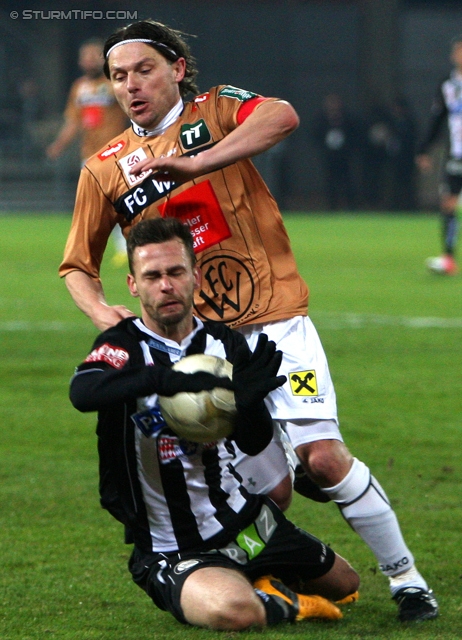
[194,92,211,104]
[84,343,129,369]
[218,85,259,102]
[236,97,267,125]
[98,140,126,160]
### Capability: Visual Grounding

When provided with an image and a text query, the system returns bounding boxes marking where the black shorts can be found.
[442,158,462,196]
[129,498,336,624]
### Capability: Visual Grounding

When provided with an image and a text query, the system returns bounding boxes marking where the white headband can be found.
[106,38,178,59]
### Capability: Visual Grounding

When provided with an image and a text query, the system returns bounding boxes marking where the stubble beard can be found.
[147,296,192,332]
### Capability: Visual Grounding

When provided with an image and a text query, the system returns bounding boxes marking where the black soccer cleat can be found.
[392,587,438,622]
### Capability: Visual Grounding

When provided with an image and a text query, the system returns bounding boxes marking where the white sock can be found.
[388,565,428,596]
[322,458,427,592]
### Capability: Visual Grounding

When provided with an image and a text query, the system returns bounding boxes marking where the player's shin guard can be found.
[322,458,416,578]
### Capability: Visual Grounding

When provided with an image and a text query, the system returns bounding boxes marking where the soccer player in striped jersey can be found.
[70,217,359,630]
[416,35,462,276]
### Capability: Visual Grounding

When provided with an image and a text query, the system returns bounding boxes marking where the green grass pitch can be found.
[0,212,461,639]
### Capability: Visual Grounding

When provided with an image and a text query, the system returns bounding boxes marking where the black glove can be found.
[232,333,286,408]
[154,368,234,397]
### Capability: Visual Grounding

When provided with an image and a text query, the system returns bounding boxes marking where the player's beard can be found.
[145,290,194,330]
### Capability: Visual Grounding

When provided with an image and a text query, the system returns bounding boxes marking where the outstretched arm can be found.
[129,99,299,183]
[46,119,80,160]
[65,270,136,331]
[70,363,234,412]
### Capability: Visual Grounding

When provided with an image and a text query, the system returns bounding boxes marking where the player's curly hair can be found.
[103,19,199,98]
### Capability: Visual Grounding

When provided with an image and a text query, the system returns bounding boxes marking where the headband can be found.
[105,38,178,59]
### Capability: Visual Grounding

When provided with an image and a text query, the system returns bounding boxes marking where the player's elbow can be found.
[69,390,92,412]
[277,100,300,134]
[69,378,96,412]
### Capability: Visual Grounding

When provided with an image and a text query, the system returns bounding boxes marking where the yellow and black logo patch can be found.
[289,370,318,396]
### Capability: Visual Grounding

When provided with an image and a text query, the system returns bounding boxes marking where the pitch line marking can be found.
[312,312,462,329]
[1,314,462,331]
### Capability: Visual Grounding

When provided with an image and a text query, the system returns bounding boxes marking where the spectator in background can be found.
[46,38,128,266]
[416,35,462,276]
[311,94,362,210]
[18,79,42,161]
[46,38,127,164]
[388,96,418,211]
[362,103,394,209]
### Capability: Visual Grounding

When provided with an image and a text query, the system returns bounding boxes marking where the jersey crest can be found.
[195,250,256,324]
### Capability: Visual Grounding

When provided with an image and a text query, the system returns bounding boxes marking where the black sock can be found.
[254,590,296,625]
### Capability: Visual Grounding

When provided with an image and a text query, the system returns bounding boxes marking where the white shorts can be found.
[237,316,339,422]
[233,424,294,495]
[233,419,342,495]
[283,418,343,449]
[233,317,343,493]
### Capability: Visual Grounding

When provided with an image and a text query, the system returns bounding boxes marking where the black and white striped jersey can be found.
[71,316,268,553]
[418,71,462,160]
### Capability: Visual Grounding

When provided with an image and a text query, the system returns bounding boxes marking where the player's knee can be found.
[341,562,361,598]
[329,555,360,601]
[297,440,353,487]
[201,593,264,630]
[267,474,293,511]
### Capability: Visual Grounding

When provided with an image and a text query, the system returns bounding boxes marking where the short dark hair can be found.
[127,217,196,274]
[103,19,199,98]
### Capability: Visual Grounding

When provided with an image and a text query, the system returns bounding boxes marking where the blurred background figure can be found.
[388,96,418,211]
[362,103,394,210]
[18,79,43,163]
[46,38,128,265]
[311,93,363,211]
[361,98,418,212]
[46,38,127,163]
[415,35,462,276]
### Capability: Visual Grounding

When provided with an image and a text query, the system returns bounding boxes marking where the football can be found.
[158,354,236,443]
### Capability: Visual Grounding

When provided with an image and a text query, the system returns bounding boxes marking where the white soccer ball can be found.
[158,354,236,443]
[425,255,458,275]
[425,256,447,274]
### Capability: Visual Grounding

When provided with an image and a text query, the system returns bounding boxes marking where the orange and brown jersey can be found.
[64,75,127,160]
[60,85,309,328]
